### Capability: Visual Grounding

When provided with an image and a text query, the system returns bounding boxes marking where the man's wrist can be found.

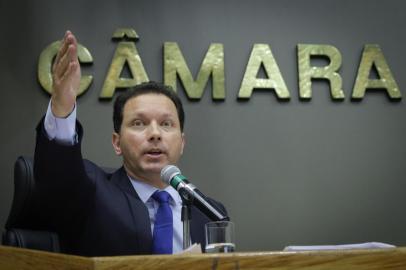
[51,97,75,118]
[44,100,77,145]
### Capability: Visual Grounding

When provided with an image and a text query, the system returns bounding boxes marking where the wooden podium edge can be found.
[0,245,92,270]
[2,245,406,270]
[91,247,406,270]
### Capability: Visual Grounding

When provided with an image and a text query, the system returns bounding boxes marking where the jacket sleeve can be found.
[32,117,95,234]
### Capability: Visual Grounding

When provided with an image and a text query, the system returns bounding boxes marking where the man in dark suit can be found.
[33,31,227,256]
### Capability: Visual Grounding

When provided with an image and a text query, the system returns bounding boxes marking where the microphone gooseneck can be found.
[161,165,229,222]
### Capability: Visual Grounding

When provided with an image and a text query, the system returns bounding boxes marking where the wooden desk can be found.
[1,245,406,270]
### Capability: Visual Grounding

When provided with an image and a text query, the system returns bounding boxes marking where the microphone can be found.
[161,165,229,222]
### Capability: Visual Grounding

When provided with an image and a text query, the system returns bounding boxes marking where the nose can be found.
[148,121,162,142]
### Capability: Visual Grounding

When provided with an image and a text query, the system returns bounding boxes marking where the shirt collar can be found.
[128,175,182,205]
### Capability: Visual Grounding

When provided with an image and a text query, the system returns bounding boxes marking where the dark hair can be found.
[113,81,185,133]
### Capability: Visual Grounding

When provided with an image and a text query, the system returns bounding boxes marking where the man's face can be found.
[112,93,185,186]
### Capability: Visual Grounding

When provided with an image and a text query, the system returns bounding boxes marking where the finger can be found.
[53,61,74,91]
[69,38,78,63]
[53,34,69,70]
[56,53,79,83]
[59,31,75,59]
[54,46,71,79]
[58,34,78,75]
[53,31,76,72]
[60,61,78,86]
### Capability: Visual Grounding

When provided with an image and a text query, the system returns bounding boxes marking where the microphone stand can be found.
[180,189,193,250]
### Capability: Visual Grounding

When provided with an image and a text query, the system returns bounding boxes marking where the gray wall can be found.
[1,0,406,251]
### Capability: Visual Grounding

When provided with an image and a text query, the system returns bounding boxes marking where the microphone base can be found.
[181,200,192,250]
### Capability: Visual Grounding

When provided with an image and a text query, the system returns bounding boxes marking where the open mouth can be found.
[145,149,164,156]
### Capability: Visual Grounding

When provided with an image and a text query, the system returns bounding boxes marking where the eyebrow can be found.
[127,111,175,120]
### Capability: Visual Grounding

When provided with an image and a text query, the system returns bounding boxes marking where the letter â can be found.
[100,29,149,99]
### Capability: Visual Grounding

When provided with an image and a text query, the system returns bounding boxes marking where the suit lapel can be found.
[110,168,219,253]
[111,167,153,254]
[111,167,139,198]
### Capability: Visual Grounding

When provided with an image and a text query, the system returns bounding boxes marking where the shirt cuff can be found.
[44,100,77,145]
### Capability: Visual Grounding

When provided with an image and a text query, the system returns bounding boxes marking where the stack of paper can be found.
[284,242,395,251]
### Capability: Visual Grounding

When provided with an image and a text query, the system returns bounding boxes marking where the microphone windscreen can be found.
[160,165,181,184]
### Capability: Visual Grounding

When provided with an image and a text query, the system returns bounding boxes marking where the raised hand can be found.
[51,31,81,117]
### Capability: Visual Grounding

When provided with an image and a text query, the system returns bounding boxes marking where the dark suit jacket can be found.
[32,118,227,256]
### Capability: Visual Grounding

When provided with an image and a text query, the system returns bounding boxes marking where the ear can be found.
[180,132,185,155]
[112,132,122,156]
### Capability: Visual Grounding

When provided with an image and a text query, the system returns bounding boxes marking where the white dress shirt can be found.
[129,177,184,253]
[43,101,184,253]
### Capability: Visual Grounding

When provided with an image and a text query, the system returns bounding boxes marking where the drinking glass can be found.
[204,221,235,253]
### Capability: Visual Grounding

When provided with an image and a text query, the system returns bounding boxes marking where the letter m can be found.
[164,42,225,100]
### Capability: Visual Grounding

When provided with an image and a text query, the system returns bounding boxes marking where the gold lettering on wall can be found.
[238,44,290,100]
[352,44,401,99]
[37,41,93,95]
[37,30,402,102]
[100,28,149,99]
[164,42,225,100]
[297,44,344,100]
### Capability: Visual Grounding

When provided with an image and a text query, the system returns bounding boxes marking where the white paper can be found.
[284,242,396,251]
[178,243,202,254]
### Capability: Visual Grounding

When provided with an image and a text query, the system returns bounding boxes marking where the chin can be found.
[142,164,166,174]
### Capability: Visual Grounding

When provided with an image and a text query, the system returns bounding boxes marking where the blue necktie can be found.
[152,190,173,254]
